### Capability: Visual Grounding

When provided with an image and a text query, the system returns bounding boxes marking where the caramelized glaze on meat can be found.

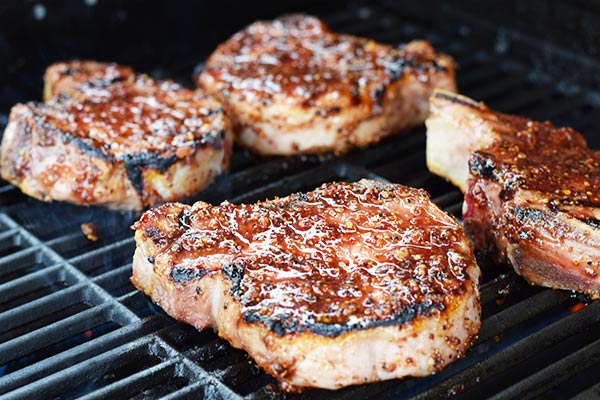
[43,62,227,159]
[426,91,600,297]
[44,61,135,102]
[468,127,597,205]
[198,15,456,155]
[131,180,480,389]
[1,61,232,211]
[141,180,474,334]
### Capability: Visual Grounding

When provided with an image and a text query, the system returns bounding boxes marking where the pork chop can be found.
[1,61,232,211]
[426,91,600,297]
[197,14,456,155]
[131,179,480,390]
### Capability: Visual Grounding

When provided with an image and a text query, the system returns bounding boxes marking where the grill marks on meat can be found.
[197,14,456,155]
[131,180,480,390]
[426,91,600,297]
[1,61,232,211]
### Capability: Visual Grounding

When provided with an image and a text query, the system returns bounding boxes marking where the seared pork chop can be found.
[426,91,600,297]
[197,15,456,155]
[131,179,480,390]
[1,61,232,211]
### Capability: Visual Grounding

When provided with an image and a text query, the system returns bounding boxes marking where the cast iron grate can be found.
[1,2,600,399]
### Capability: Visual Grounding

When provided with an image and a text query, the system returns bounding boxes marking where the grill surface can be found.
[1,1,600,399]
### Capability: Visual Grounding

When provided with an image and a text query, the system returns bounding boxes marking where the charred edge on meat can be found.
[385,55,446,82]
[242,301,445,338]
[513,207,546,224]
[432,90,483,110]
[296,192,309,202]
[41,117,226,199]
[222,263,245,296]
[123,152,177,196]
[576,217,600,228]
[205,128,227,150]
[469,152,498,180]
[276,192,312,210]
[183,128,227,152]
[143,226,162,244]
[58,66,129,85]
[200,107,226,118]
[178,209,191,227]
[39,120,110,161]
[169,267,207,284]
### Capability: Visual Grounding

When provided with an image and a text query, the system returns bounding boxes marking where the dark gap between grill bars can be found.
[0,230,34,259]
[0,285,134,370]
[70,238,135,278]
[94,264,137,298]
[410,300,600,400]
[1,337,190,400]
[0,265,78,314]
[0,317,169,396]
[0,246,58,285]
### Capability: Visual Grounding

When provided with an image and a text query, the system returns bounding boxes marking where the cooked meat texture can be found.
[43,60,136,103]
[426,91,600,297]
[1,61,232,211]
[197,14,456,155]
[131,179,480,390]
[425,90,539,192]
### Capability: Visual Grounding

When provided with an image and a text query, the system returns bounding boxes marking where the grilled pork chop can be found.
[426,91,600,297]
[197,15,456,155]
[131,179,481,390]
[1,61,232,211]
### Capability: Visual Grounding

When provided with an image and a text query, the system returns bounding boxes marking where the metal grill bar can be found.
[490,338,600,399]
[0,246,59,285]
[0,282,96,338]
[573,381,600,400]
[0,317,166,395]
[479,272,521,306]
[0,264,69,307]
[477,289,570,343]
[412,300,600,399]
[0,304,118,366]
[2,337,165,400]
[77,360,178,400]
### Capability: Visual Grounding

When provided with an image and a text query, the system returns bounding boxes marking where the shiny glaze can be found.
[134,180,476,336]
[429,91,600,296]
[466,121,600,295]
[0,61,232,210]
[41,61,227,159]
[469,122,600,210]
[44,61,135,102]
[198,15,455,156]
[200,15,449,109]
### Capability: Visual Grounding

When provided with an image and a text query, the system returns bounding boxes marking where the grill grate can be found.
[1,1,600,399]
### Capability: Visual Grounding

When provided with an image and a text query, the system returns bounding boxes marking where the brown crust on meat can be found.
[431,89,484,111]
[468,126,596,205]
[42,61,229,161]
[133,180,478,336]
[197,14,456,155]
[438,93,600,297]
[1,61,233,211]
[44,61,135,102]
[131,180,481,390]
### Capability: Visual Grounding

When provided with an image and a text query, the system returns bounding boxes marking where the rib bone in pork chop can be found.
[426,91,600,297]
[197,14,456,155]
[1,61,232,211]
[131,179,480,390]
